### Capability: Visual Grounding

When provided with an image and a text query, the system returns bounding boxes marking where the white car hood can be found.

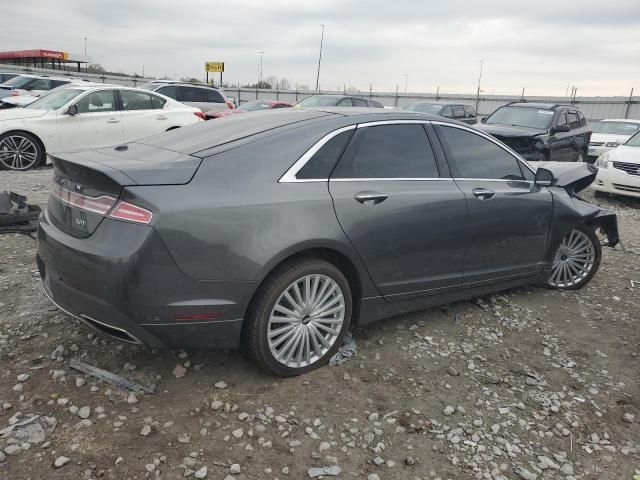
[591,133,631,144]
[0,95,39,107]
[0,108,48,121]
[607,145,640,163]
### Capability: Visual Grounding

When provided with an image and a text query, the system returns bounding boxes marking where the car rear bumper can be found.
[593,166,640,198]
[37,211,254,349]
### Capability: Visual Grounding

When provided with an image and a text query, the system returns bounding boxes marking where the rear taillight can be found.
[52,184,116,215]
[194,111,206,120]
[109,201,153,224]
[226,101,234,110]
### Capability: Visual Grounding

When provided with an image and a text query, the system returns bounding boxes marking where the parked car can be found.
[0,80,102,109]
[0,74,74,100]
[139,80,234,113]
[206,99,291,119]
[404,102,477,124]
[0,85,203,171]
[0,72,18,83]
[478,102,591,162]
[593,131,640,198]
[36,108,618,376]
[294,94,383,108]
[587,119,640,162]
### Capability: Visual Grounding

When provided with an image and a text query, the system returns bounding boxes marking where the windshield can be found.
[25,88,84,110]
[486,106,554,129]
[405,103,443,114]
[592,121,640,136]
[295,96,340,107]
[239,101,272,111]
[625,132,640,147]
[1,76,38,88]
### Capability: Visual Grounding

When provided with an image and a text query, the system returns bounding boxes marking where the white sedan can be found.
[588,119,640,161]
[0,85,204,170]
[593,131,640,198]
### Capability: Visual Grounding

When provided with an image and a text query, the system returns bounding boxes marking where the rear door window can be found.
[204,89,225,103]
[333,124,439,179]
[438,125,525,180]
[296,130,354,180]
[337,98,353,106]
[441,105,453,117]
[150,94,167,109]
[352,98,368,107]
[178,86,206,102]
[120,90,154,110]
[464,105,476,118]
[452,105,465,119]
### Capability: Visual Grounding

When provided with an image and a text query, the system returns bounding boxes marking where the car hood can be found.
[477,123,547,138]
[0,108,47,121]
[535,161,597,193]
[590,133,631,144]
[605,145,640,163]
[0,95,39,107]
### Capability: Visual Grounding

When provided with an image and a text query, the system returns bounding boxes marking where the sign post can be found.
[205,62,224,86]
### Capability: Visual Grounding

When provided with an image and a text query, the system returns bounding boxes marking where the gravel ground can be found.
[1,167,639,480]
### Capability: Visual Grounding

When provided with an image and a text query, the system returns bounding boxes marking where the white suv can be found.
[140,81,233,113]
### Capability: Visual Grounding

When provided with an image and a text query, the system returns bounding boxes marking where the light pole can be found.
[84,37,87,57]
[257,51,264,86]
[475,60,483,111]
[315,24,325,92]
[404,74,408,93]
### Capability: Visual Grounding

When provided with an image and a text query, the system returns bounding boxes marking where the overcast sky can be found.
[2,0,638,96]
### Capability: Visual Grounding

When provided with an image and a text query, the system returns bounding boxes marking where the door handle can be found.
[354,192,388,205]
[472,188,495,200]
[156,115,168,120]
[106,119,120,124]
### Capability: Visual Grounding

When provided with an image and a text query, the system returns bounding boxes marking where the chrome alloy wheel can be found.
[0,135,38,170]
[548,228,596,288]
[267,274,345,368]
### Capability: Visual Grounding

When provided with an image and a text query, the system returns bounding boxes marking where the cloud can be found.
[0,0,638,96]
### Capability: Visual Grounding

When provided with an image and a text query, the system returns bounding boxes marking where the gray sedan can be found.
[37,109,618,376]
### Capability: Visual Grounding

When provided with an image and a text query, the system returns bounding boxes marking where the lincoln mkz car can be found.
[37,108,619,376]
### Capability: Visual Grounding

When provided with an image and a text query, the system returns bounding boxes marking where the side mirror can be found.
[534,167,555,187]
[480,117,487,124]
[551,124,570,134]
[67,104,78,115]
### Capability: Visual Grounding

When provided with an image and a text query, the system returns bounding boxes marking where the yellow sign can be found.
[205,62,224,73]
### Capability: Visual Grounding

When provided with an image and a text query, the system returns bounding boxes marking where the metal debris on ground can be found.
[329,335,357,366]
[308,466,342,478]
[69,359,154,394]
[0,191,41,234]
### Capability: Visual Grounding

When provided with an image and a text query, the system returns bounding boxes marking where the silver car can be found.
[139,81,233,113]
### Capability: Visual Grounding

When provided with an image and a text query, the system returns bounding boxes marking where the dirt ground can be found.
[0,168,639,480]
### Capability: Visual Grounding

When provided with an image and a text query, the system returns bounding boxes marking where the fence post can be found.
[276,87,279,101]
[625,88,634,119]
[394,85,399,107]
[295,88,298,102]
[436,85,440,101]
[255,88,258,100]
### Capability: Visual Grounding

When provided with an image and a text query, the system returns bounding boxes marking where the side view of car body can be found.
[404,102,477,124]
[37,109,618,376]
[593,130,640,198]
[0,74,74,100]
[140,80,234,113]
[295,94,383,108]
[478,102,591,162]
[206,99,291,119]
[588,119,640,162]
[0,85,203,170]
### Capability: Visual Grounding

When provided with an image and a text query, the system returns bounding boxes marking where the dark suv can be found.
[478,102,591,162]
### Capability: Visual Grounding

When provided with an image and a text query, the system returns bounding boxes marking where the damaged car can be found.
[478,102,591,162]
[36,109,618,376]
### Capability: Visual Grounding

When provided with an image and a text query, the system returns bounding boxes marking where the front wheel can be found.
[0,132,44,171]
[245,257,352,376]
[547,225,601,290]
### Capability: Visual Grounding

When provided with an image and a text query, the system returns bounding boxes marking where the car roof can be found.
[599,118,640,124]
[147,80,219,89]
[505,102,575,110]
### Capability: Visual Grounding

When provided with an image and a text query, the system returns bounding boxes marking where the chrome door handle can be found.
[156,116,168,120]
[106,119,120,124]
[354,192,389,205]
[472,188,495,200]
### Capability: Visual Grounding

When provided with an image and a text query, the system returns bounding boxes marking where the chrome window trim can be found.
[355,119,431,128]
[431,120,537,176]
[452,178,534,183]
[330,178,452,182]
[278,125,357,183]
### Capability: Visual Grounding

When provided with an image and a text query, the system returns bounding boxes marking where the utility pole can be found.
[315,24,325,92]
[84,37,87,57]
[257,51,264,85]
[404,74,408,93]
[475,60,483,111]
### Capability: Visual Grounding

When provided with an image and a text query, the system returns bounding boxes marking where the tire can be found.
[245,257,352,377]
[547,224,601,290]
[0,131,45,171]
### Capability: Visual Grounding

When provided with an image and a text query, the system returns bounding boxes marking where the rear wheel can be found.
[547,225,601,290]
[0,131,44,171]
[245,257,352,376]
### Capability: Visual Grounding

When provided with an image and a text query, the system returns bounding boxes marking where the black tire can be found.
[547,224,601,290]
[0,131,45,171]
[244,257,352,377]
